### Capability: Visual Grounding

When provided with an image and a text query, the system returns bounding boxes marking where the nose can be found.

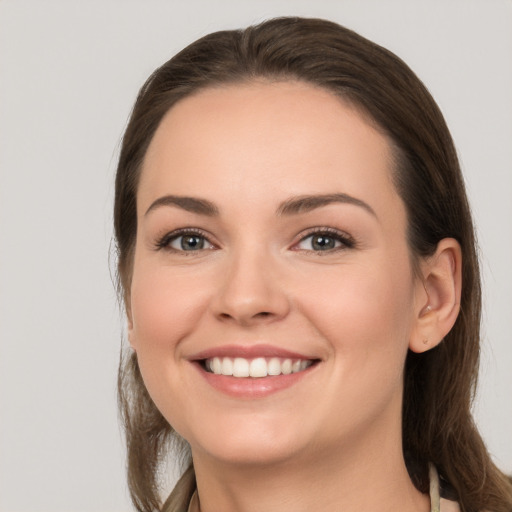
[211,248,291,327]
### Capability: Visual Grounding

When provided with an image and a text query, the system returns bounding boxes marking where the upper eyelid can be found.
[155,227,216,250]
[293,227,355,244]
[290,228,357,253]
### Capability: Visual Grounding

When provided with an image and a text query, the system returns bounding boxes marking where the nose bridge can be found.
[213,239,289,325]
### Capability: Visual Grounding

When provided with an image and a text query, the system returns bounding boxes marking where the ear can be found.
[409,238,462,353]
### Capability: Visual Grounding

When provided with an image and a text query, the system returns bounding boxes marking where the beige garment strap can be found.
[429,463,441,512]
[187,490,199,512]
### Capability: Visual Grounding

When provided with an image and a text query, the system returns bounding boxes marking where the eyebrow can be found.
[276,193,377,217]
[145,195,219,217]
[144,192,376,218]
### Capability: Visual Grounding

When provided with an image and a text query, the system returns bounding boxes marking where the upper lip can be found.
[188,344,318,361]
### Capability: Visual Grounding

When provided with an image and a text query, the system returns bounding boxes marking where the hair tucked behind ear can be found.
[115,17,512,512]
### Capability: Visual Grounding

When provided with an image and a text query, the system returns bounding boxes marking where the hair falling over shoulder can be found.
[114,17,512,512]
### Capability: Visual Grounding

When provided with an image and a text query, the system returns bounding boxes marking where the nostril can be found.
[219,311,272,321]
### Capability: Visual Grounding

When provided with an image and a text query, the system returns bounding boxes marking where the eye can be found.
[170,234,208,251]
[294,229,354,252]
[156,230,215,252]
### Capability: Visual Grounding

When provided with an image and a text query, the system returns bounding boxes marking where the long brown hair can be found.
[114,17,512,512]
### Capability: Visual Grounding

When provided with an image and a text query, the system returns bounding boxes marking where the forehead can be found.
[138,80,402,223]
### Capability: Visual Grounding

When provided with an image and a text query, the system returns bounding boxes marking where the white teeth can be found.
[249,358,267,378]
[205,357,313,378]
[233,358,249,377]
[212,357,222,374]
[267,357,281,375]
[281,359,292,375]
[221,357,234,376]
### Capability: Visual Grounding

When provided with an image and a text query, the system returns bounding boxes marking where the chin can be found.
[199,438,302,467]
[184,415,311,467]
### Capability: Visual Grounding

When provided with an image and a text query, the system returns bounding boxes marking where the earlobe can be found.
[409,238,462,354]
[127,319,137,352]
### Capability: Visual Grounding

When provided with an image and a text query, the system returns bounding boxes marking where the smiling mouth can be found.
[201,357,317,378]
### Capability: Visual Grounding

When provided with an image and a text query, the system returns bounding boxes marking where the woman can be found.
[114,17,512,512]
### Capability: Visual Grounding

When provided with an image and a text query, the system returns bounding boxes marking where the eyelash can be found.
[292,227,356,253]
[154,227,356,253]
[154,228,215,253]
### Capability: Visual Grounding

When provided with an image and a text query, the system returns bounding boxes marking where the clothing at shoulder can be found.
[431,464,461,512]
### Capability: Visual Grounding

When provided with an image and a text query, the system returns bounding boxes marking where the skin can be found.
[128,81,461,512]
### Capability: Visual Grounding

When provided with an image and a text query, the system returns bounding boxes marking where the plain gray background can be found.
[1,1,511,511]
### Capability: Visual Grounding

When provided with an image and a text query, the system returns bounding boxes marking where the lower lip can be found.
[193,362,317,399]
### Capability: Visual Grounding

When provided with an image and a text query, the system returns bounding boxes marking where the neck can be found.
[191,418,429,512]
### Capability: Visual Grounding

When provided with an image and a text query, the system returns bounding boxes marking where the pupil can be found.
[312,235,334,250]
[181,235,204,250]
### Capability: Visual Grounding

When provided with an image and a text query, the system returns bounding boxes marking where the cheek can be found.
[128,262,213,435]
[129,262,210,353]
[297,256,415,432]
[298,255,415,361]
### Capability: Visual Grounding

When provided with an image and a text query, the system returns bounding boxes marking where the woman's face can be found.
[129,81,425,467]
